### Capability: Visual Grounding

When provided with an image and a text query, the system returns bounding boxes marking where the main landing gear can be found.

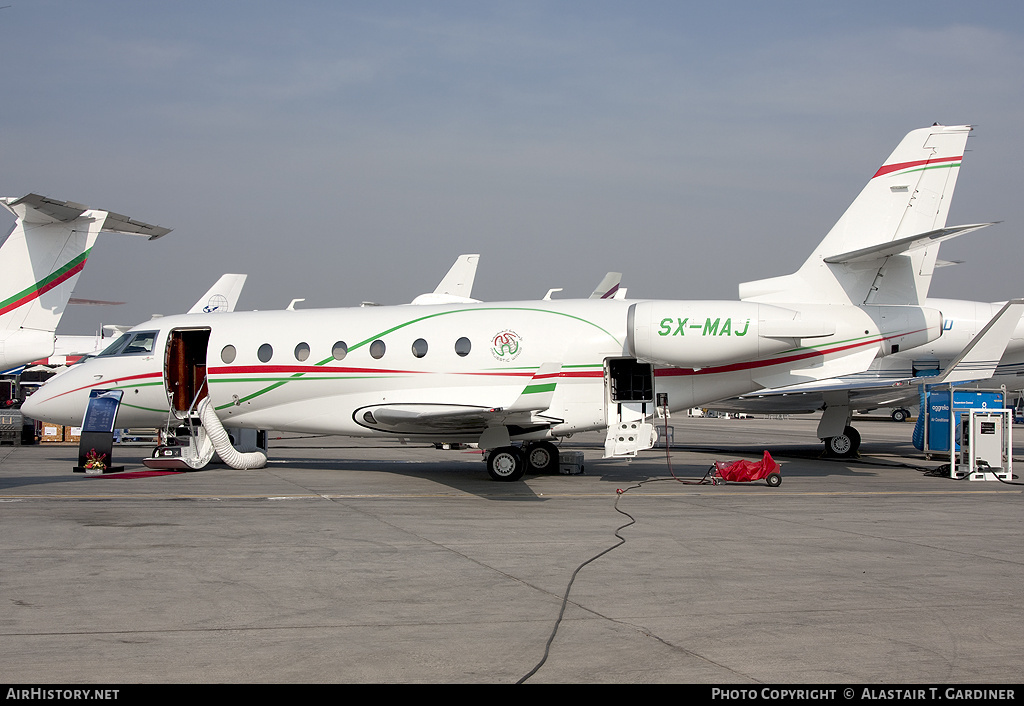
[485,441,561,481]
[824,426,861,458]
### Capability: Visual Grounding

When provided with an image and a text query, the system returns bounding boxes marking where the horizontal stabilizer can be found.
[98,211,172,240]
[1,194,171,238]
[823,223,997,265]
[1,194,88,223]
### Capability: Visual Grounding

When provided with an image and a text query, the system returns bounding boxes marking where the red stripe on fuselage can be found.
[37,371,163,401]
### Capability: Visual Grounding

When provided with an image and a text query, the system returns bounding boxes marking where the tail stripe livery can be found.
[873,154,962,179]
[740,124,977,307]
[0,249,91,317]
[0,194,169,370]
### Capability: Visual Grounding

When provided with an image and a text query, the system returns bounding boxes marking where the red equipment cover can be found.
[713,450,780,482]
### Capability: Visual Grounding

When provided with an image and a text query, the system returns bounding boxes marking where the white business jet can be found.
[0,194,170,373]
[23,125,989,480]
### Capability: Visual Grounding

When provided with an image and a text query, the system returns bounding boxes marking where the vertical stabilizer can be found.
[0,194,170,369]
[590,272,623,299]
[739,125,972,306]
[187,274,248,314]
[410,254,481,304]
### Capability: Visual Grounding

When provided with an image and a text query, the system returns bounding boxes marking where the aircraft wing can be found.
[927,298,1024,385]
[357,363,564,436]
[719,299,1024,413]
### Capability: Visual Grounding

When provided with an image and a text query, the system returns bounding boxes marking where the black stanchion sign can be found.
[74,389,125,473]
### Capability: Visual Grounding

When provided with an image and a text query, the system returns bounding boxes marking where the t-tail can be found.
[0,194,170,369]
[186,274,248,314]
[740,125,993,307]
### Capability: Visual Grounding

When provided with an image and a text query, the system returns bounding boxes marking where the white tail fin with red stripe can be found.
[740,124,978,306]
[0,194,169,369]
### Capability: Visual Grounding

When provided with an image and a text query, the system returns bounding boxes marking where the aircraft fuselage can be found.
[24,298,940,445]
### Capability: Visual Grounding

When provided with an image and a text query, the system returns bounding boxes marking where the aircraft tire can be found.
[487,446,526,482]
[825,426,861,457]
[891,408,910,423]
[524,441,559,474]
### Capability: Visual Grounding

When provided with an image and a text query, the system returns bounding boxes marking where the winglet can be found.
[504,363,562,413]
[930,299,1024,385]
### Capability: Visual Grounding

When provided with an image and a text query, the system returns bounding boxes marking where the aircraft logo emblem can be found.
[491,330,523,362]
[203,294,229,313]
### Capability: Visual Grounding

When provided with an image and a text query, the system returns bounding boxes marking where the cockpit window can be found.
[120,332,158,355]
[98,331,158,357]
[97,333,131,357]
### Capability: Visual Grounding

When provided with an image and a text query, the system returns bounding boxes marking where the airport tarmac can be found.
[1,414,1021,684]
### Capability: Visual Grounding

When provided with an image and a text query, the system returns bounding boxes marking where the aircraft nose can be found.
[19,389,49,421]
[20,373,87,426]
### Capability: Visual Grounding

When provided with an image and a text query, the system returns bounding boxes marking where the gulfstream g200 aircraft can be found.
[24,125,989,480]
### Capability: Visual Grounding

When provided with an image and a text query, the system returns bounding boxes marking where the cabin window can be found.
[455,337,471,357]
[332,341,348,361]
[258,343,273,363]
[411,338,428,358]
[294,342,310,362]
[221,345,237,364]
[369,340,386,359]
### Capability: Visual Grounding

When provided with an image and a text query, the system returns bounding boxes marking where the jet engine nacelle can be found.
[0,329,55,370]
[627,301,835,368]
[864,305,944,355]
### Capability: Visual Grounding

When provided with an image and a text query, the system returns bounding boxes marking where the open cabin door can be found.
[604,357,656,458]
[165,328,211,420]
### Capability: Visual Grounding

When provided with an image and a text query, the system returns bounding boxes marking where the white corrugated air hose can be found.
[197,397,268,469]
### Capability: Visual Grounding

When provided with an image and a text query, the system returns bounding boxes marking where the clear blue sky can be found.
[2,1,1023,333]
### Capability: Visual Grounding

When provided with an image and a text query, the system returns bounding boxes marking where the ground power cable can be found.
[518,406,710,683]
[517,481,638,683]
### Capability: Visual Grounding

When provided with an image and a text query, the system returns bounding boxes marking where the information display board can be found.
[74,390,125,474]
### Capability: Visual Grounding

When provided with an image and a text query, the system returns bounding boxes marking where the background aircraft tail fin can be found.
[0,194,171,336]
[589,272,622,299]
[410,254,481,305]
[740,124,974,306]
[186,274,248,314]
